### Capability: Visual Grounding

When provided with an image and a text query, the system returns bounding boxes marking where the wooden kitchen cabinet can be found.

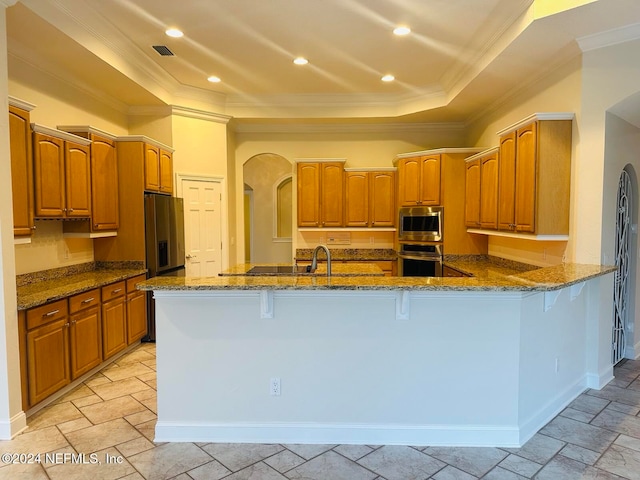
[9,102,35,237]
[344,169,396,227]
[144,143,174,194]
[25,299,70,406]
[497,115,572,235]
[465,148,499,229]
[297,160,345,227]
[397,155,441,206]
[69,289,102,379]
[126,274,147,344]
[32,125,92,219]
[101,281,128,359]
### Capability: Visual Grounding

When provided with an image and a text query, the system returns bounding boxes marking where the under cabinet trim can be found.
[63,231,118,239]
[466,228,569,241]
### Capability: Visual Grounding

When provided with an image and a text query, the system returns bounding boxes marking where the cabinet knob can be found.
[64,323,70,328]
[68,208,74,213]
[31,225,36,230]
[63,208,67,213]
[94,224,99,228]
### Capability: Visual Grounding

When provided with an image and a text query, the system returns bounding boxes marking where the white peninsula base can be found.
[151,275,613,448]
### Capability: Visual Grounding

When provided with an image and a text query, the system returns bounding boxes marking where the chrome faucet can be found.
[311,244,332,276]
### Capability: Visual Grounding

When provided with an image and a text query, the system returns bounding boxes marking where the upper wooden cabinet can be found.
[465,148,499,229]
[32,124,91,219]
[9,100,35,237]
[497,114,572,235]
[59,128,120,232]
[344,169,396,227]
[297,160,345,227]
[144,143,174,195]
[397,155,441,206]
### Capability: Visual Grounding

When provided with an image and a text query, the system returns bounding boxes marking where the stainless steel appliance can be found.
[397,243,443,277]
[398,206,443,242]
[144,194,185,341]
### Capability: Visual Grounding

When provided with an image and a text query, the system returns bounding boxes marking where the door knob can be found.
[186,254,197,259]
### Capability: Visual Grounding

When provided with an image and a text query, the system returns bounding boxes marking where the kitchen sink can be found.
[245,265,315,275]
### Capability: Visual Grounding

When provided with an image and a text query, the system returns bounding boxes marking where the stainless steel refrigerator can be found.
[144,193,185,341]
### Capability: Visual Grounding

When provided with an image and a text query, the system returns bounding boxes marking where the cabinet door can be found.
[127,291,147,344]
[65,141,91,218]
[398,157,421,206]
[344,171,369,227]
[480,152,499,228]
[102,297,127,359]
[9,106,34,236]
[69,306,102,379]
[91,135,119,230]
[27,318,70,405]
[420,155,441,205]
[159,149,173,195]
[370,171,395,227]
[33,133,65,217]
[320,163,344,227]
[297,163,320,227]
[498,132,517,230]
[144,144,161,192]
[465,159,481,227]
[514,123,537,233]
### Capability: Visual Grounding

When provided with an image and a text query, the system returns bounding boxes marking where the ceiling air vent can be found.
[152,45,174,56]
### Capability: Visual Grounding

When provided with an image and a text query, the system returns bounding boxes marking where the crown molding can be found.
[8,95,36,111]
[56,125,118,141]
[496,112,574,136]
[232,121,466,134]
[577,22,640,52]
[395,148,486,160]
[170,105,231,124]
[0,0,18,8]
[116,135,173,152]
[464,147,500,162]
[31,123,92,145]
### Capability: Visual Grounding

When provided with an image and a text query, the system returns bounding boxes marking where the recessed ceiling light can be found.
[381,74,395,82]
[393,26,411,36]
[165,28,184,38]
[293,57,309,65]
[207,76,221,83]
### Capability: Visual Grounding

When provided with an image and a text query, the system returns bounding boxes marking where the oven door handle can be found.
[397,253,442,261]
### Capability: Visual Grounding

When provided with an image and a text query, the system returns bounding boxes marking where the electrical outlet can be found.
[270,377,281,396]
[555,357,559,374]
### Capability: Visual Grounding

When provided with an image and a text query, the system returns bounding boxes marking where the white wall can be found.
[0,3,25,439]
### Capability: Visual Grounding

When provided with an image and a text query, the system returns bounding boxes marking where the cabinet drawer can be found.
[69,288,100,314]
[126,274,147,294]
[101,281,126,302]
[26,299,68,330]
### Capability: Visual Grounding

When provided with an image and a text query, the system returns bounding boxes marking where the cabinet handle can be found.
[68,208,74,213]
[63,208,67,213]
[43,309,60,317]
[94,224,99,228]
[31,225,36,230]
[112,288,122,294]
[64,323,70,328]
[71,320,76,325]
[81,297,95,304]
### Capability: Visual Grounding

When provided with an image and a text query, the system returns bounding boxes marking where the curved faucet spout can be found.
[311,244,332,276]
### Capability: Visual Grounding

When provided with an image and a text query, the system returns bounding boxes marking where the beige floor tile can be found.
[131,388,156,402]
[358,446,447,480]
[136,371,156,383]
[615,434,640,452]
[536,455,620,479]
[288,450,377,480]
[0,425,69,455]
[26,402,83,431]
[423,447,508,478]
[201,443,284,472]
[283,444,335,460]
[223,461,288,480]
[596,444,640,479]
[124,409,156,426]
[80,396,146,424]
[135,419,157,442]
[115,349,155,365]
[137,396,157,414]
[101,363,154,382]
[127,442,212,480]
[591,408,640,437]
[56,417,93,434]
[84,373,112,388]
[539,416,617,453]
[263,449,306,473]
[187,459,232,480]
[90,377,152,401]
[141,359,156,370]
[72,394,104,408]
[115,436,156,457]
[53,385,96,404]
[65,418,141,453]
[0,462,49,479]
[45,446,135,480]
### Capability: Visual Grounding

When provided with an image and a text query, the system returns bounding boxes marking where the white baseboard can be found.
[628,341,640,360]
[155,421,522,448]
[518,375,588,446]
[586,365,615,389]
[0,411,27,440]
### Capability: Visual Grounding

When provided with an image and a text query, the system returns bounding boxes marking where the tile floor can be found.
[2,343,640,479]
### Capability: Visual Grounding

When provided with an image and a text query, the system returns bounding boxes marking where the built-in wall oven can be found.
[397,206,444,277]
[397,243,443,277]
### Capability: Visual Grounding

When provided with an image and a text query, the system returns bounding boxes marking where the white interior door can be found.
[182,178,223,277]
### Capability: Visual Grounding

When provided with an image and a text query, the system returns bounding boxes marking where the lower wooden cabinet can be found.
[126,275,148,344]
[20,276,147,409]
[102,281,128,360]
[25,299,70,406]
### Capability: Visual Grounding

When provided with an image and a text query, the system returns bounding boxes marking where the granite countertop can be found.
[295,248,397,262]
[220,263,384,276]
[138,262,615,293]
[17,267,147,310]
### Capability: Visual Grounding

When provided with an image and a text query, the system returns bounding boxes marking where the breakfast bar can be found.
[139,261,615,448]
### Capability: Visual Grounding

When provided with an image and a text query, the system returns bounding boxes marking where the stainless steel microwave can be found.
[398,206,443,242]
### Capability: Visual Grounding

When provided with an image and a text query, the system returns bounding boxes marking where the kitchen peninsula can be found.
[140,261,615,447]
